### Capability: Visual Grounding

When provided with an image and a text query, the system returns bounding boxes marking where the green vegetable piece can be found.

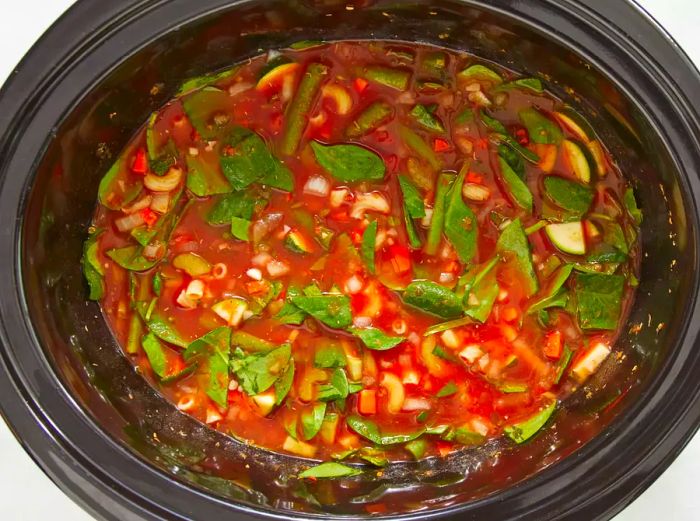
[275,360,295,405]
[314,342,347,368]
[349,327,404,351]
[230,343,292,396]
[481,112,540,164]
[425,173,455,255]
[207,191,258,225]
[406,157,435,191]
[519,108,563,145]
[398,175,426,249]
[443,169,478,263]
[496,219,538,297]
[173,252,212,277]
[455,107,475,125]
[363,66,411,91]
[458,64,503,85]
[603,221,629,254]
[498,155,533,213]
[361,220,378,275]
[398,125,441,171]
[424,315,474,336]
[160,363,198,385]
[528,264,573,313]
[499,143,525,180]
[504,401,556,443]
[462,256,500,322]
[624,187,643,224]
[495,78,544,94]
[130,226,158,248]
[289,40,325,50]
[543,176,594,217]
[423,52,447,73]
[346,415,425,445]
[318,368,350,402]
[230,217,251,241]
[586,244,627,264]
[183,327,232,408]
[182,87,232,140]
[177,65,240,96]
[231,331,276,352]
[142,332,168,378]
[555,346,573,384]
[126,315,143,355]
[403,280,463,319]
[436,381,458,397]
[310,141,385,183]
[453,427,486,446]
[404,438,428,459]
[107,245,158,272]
[98,156,142,211]
[290,294,352,329]
[410,104,445,133]
[574,272,625,330]
[301,402,327,440]
[136,302,189,348]
[82,229,104,300]
[281,63,328,156]
[186,154,232,196]
[346,101,394,138]
[499,383,529,393]
[299,462,361,479]
[220,128,294,192]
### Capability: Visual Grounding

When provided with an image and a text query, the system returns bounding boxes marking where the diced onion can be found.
[246,267,263,281]
[460,344,483,363]
[115,212,145,232]
[572,342,611,382]
[353,316,372,328]
[144,166,183,192]
[122,195,152,214]
[468,90,492,107]
[142,242,164,260]
[462,183,490,201]
[439,272,455,283]
[211,298,248,326]
[251,252,272,268]
[401,397,431,411]
[303,175,331,197]
[440,330,460,349]
[470,417,490,436]
[421,207,433,227]
[345,274,364,295]
[251,213,283,243]
[150,192,170,214]
[329,188,350,208]
[206,407,223,424]
[266,260,290,278]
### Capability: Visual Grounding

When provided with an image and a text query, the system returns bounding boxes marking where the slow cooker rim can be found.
[1,0,700,520]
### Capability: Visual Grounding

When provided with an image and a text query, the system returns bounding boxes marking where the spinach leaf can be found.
[318,368,350,402]
[98,156,143,211]
[314,342,347,368]
[519,108,563,145]
[497,155,533,213]
[301,402,327,440]
[82,229,104,300]
[405,438,428,459]
[602,221,629,254]
[183,327,232,408]
[299,462,361,479]
[290,294,353,329]
[586,244,627,263]
[207,191,258,225]
[498,143,525,179]
[398,125,442,171]
[398,175,426,218]
[349,327,404,351]
[177,65,240,96]
[495,78,544,94]
[310,141,385,182]
[141,332,168,378]
[574,272,625,330]
[528,290,569,314]
[496,219,538,297]
[230,343,292,396]
[458,64,503,84]
[443,170,478,263]
[409,104,445,133]
[425,173,454,255]
[361,220,378,275]
[230,217,251,241]
[504,401,556,443]
[528,264,573,313]
[346,415,425,445]
[543,176,593,217]
[160,363,198,385]
[186,154,232,197]
[452,427,486,446]
[624,187,642,224]
[106,245,158,272]
[220,129,294,191]
[403,280,463,319]
[136,302,189,348]
[480,112,540,164]
[182,87,232,140]
[462,256,500,322]
[274,360,295,405]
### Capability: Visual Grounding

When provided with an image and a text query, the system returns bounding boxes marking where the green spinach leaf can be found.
[519,108,562,145]
[543,176,593,217]
[299,462,361,479]
[346,415,425,445]
[361,220,378,275]
[409,104,445,133]
[624,187,642,224]
[301,403,327,440]
[207,190,258,225]
[496,219,538,296]
[444,170,478,263]
[229,343,292,396]
[349,327,404,351]
[183,327,232,408]
[310,141,385,182]
[186,154,232,196]
[82,229,104,300]
[498,155,533,213]
[504,401,556,443]
[574,272,625,330]
[403,280,463,319]
[290,294,353,329]
[274,360,295,405]
[141,332,168,378]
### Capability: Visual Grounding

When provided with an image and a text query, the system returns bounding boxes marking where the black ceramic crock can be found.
[1,0,700,519]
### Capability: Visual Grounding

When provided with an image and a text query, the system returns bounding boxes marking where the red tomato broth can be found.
[87,41,641,464]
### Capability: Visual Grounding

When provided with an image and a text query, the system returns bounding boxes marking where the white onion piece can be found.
[303,175,331,197]
[329,188,350,208]
[462,183,490,202]
[142,242,164,260]
[122,195,152,214]
[144,167,183,192]
[228,81,254,97]
[266,260,290,278]
[401,397,431,411]
[353,316,372,328]
[115,212,145,232]
[150,192,170,213]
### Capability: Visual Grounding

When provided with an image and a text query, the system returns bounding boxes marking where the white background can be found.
[0,1,698,519]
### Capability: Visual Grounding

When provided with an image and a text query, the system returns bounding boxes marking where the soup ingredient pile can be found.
[84,41,642,470]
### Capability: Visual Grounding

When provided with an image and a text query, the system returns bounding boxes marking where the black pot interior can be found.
[20,0,692,517]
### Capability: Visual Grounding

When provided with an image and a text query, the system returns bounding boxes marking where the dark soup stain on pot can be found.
[83,42,641,471]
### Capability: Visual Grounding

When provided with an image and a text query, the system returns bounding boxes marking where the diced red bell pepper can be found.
[246,280,270,296]
[358,389,377,415]
[466,171,483,184]
[543,330,563,360]
[436,441,454,457]
[131,147,148,174]
[140,208,158,227]
[353,77,369,93]
[514,125,530,146]
[433,138,451,152]
[389,244,411,274]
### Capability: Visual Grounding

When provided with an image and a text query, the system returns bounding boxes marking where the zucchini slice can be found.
[553,109,595,143]
[545,222,586,255]
[562,139,592,183]
[256,62,300,92]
